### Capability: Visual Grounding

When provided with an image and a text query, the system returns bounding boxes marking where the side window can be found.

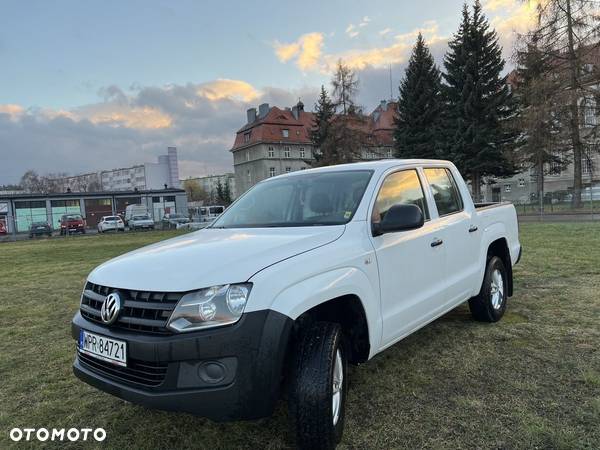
[372,170,429,224]
[423,168,463,216]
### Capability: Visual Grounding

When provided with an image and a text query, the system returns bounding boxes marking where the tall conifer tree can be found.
[394,33,443,159]
[443,1,516,200]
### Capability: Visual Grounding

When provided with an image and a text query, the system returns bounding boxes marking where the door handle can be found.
[430,238,443,247]
[468,225,478,233]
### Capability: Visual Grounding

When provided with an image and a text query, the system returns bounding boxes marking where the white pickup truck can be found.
[72,160,521,449]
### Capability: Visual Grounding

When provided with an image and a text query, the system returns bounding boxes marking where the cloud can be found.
[0,80,319,185]
[345,16,371,39]
[0,104,24,120]
[379,28,392,36]
[274,32,324,71]
[197,79,261,102]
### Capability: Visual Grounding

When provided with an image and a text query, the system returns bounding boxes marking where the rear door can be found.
[369,168,447,348]
[423,167,480,305]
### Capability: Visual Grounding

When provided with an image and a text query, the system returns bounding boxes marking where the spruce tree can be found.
[443,1,516,200]
[394,33,443,159]
[310,85,335,165]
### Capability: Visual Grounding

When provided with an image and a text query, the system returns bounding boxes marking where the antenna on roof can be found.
[389,64,393,100]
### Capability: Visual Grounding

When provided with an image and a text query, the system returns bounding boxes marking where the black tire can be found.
[469,255,508,322]
[289,321,348,450]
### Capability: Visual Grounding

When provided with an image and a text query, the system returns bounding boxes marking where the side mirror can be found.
[372,204,424,236]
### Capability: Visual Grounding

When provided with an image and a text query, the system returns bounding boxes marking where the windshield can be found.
[212,170,373,228]
[209,206,224,214]
[169,214,183,219]
[133,215,150,220]
[65,215,82,221]
[105,216,120,221]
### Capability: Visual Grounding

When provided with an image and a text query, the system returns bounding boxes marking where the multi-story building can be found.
[182,173,236,200]
[51,147,181,193]
[101,147,180,191]
[230,100,397,194]
[484,47,600,204]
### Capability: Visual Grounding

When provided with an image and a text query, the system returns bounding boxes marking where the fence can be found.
[511,183,600,219]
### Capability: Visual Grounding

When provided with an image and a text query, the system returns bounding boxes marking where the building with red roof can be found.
[231,100,398,194]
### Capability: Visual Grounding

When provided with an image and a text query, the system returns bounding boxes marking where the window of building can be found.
[583,151,593,175]
[244,132,251,143]
[284,147,291,158]
[372,170,430,223]
[285,167,291,173]
[299,147,305,158]
[282,129,289,138]
[163,196,176,202]
[247,169,251,183]
[583,97,597,127]
[423,168,463,216]
[152,196,161,203]
[518,178,525,187]
[504,184,512,193]
[269,167,276,177]
[268,146,274,158]
[387,148,393,158]
[246,150,250,162]
[300,167,307,170]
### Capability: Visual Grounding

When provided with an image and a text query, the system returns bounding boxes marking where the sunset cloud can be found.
[197,79,261,102]
[274,32,324,71]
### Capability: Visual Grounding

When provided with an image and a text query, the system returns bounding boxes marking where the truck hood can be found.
[88,226,345,292]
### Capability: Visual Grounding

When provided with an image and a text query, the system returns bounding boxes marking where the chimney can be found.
[292,100,304,120]
[246,108,257,123]
[380,100,387,111]
[258,103,270,118]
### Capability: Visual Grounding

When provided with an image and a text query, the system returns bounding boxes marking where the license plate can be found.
[79,330,127,367]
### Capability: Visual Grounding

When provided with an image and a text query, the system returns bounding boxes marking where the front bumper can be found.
[71,309,293,421]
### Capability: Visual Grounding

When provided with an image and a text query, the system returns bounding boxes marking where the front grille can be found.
[77,350,167,387]
[80,282,183,334]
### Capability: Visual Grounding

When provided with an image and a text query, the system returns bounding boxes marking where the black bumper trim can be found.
[72,309,293,421]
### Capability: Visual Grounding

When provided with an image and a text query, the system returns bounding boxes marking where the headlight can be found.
[166,283,252,333]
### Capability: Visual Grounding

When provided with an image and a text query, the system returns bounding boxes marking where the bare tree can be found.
[331,59,359,115]
[513,40,571,210]
[526,0,600,207]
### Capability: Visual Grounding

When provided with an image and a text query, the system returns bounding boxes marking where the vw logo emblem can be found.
[100,292,121,325]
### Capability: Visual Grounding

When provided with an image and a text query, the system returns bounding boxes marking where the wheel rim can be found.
[332,348,343,426]
[490,269,504,310]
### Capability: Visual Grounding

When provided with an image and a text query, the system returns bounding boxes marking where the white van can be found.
[124,204,149,225]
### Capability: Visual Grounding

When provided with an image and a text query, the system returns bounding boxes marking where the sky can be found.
[0,0,540,185]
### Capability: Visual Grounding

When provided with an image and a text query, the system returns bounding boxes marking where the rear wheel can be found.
[289,321,347,450]
[469,256,508,322]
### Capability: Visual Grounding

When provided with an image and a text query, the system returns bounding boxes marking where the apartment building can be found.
[230,100,397,194]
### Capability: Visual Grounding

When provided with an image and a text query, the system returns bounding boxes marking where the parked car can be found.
[0,220,7,235]
[97,216,125,233]
[72,160,521,448]
[176,220,210,231]
[29,221,52,238]
[59,214,85,235]
[129,215,155,231]
[124,204,149,225]
[162,213,190,229]
[199,205,225,222]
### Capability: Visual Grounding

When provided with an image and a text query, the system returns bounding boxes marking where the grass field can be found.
[1,224,599,449]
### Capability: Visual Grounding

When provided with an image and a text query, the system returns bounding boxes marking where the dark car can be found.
[59,214,86,235]
[29,222,52,238]
[161,213,190,229]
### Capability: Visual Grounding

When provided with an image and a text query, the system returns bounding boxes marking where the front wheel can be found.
[469,256,508,322]
[289,321,347,450]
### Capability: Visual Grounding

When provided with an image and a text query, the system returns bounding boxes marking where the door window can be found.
[424,168,463,216]
[372,170,429,224]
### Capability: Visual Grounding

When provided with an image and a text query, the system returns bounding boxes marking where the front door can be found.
[370,169,447,348]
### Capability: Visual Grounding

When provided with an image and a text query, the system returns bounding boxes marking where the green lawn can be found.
[1,224,599,449]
